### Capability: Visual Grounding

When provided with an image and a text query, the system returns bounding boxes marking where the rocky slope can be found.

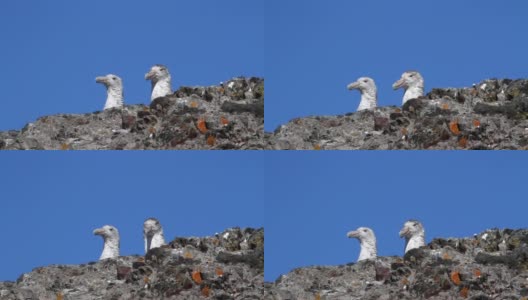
[265,228,528,300]
[0,227,263,300]
[0,77,264,150]
[266,79,528,150]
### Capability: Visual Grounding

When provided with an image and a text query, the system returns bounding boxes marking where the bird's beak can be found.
[392,78,406,90]
[399,227,409,238]
[347,81,360,90]
[145,71,154,80]
[95,76,107,84]
[347,230,359,238]
[93,228,104,235]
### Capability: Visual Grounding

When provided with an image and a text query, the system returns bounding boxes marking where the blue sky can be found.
[265,152,527,282]
[264,1,528,131]
[0,1,264,131]
[0,152,264,281]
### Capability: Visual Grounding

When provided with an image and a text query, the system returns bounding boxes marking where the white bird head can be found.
[95,74,124,110]
[145,64,171,82]
[399,220,424,238]
[143,217,166,253]
[399,219,426,253]
[347,226,377,261]
[392,71,423,90]
[347,77,378,111]
[347,77,377,93]
[93,225,120,260]
[96,74,123,89]
[392,71,424,104]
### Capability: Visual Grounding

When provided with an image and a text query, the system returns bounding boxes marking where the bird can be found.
[145,64,172,101]
[347,227,377,261]
[93,225,120,260]
[95,74,124,110]
[347,77,378,111]
[143,218,166,253]
[392,71,424,105]
[399,220,425,254]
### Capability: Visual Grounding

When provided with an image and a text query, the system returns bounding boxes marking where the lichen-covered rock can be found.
[0,227,263,300]
[265,228,528,300]
[266,79,528,150]
[0,77,264,150]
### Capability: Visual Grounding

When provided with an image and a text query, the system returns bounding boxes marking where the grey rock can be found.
[265,228,528,300]
[266,79,528,150]
[0,77,264,150]
[0,227,263,300]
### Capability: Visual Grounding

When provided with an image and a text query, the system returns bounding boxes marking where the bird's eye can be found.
[110,228,114,231]
[160,68,165,71]
[363,80,368,83]
[112,77,116,80]
[409,74,414,77]
[413,223,417,226]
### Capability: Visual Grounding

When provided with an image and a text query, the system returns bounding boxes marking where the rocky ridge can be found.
[265,228,528,300]
[0,227,263,300]
[0,77,264,150]
[266,79,528,150]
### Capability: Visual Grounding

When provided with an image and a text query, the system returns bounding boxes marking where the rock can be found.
[265,228,528,300]
[266,78,528,150]
[0,77,264,150]
[0,227,263,299]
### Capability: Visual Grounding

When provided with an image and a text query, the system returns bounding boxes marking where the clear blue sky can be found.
[265,152,527,282]
[0,1,264,131]
[0,152,264,281]
[264,0,528,131]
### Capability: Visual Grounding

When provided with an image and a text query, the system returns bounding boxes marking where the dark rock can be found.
[0,227,263,300]
[266,79,528,150]
[0,77,264,150]
[265,228,528,300]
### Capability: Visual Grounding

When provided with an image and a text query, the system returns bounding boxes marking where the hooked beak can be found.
[145,71,155,80]
[347,230,359,238]
[399,227,409,238]
[93,228,104,236]
[95,76,108,84]
[392,78,406,90]
[347,82,361,90]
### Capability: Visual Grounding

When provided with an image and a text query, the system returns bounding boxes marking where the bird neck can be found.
[405,232,425,253]
[100,237,119,260]
[358,238,377,261]
[105,86,124,110]
[150,76,172,101]
[358,89,377,111]
[403,85,424,104]
[145,232,166,253]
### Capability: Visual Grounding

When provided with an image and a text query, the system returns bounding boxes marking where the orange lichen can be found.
[201,286,210,297]
[473,119,481,128]
[401,277,409,285]
[60,143,70,150]
[56,292,64,300]
[458,136,468,148]
[473,269,481,278]
[394,108,402,113]
[184,251,193,259]
[401,128,408,135]
[450,271,461,285]
[449,120,461,135]
[144,276,150,284]
[441,103,450,110]
[460,286,469,298]
[215,267,224,277]
[220,116,229,126]
[315,293,321,300]
[442,252,452,260]
[190,101,199,108]
[218,87,225,94]
[207,135,216,146]
[197,118,208,134]
[192,271,203,284]
[313,144,321,150]
[148,127,156,134]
